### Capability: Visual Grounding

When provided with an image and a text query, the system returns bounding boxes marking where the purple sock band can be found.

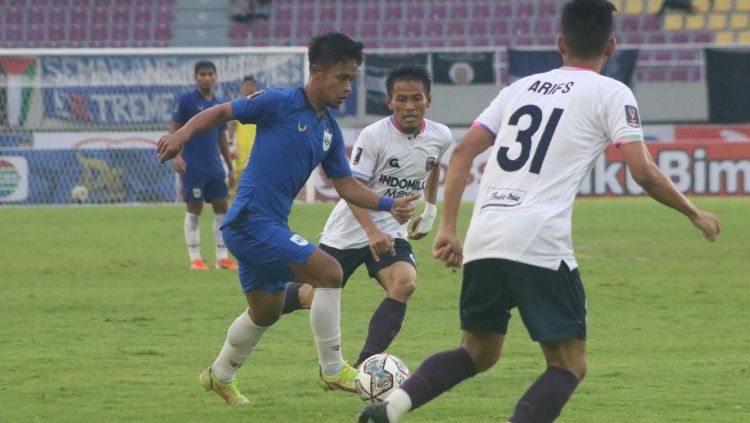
[281,282,303,315]
[400,347,477,410]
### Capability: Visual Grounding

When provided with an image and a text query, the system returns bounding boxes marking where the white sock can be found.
[211,310,268,382]
[309,287,344,376]
[183,212,201,262]
[213,213,228,260]
[386,389,412,422]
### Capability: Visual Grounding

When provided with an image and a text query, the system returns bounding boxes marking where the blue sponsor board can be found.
[40,54,308,125]
[0,149,174,204]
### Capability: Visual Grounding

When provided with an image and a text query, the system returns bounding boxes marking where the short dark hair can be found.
[243,75,256,83]
[561,0,616,59]
[308,32,364,69]
[386,64,432,97]
[194,60,217,75]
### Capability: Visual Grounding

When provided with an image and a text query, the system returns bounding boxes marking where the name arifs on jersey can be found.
[463,68,644,271]
[321,117,452,249]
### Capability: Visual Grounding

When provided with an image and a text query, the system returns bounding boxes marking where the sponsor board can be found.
[0,156,29,202]
[306,136,749,202]
[33,132,163,149]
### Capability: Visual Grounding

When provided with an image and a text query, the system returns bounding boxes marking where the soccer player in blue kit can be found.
[157,32,419,406]
[171,60,238,271]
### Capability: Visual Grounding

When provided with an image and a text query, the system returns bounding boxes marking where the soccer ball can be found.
[70,185,89,203]
[355,353,410,403]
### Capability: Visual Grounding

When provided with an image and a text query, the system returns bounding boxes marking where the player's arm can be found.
[158,103,234,163]
[408,165,439,240]
[168,120,186,173]
[619,141,719,241]
[434,127,494,269]
[218,128,235,187]
[333,176,419,225]
[346,177,395,261]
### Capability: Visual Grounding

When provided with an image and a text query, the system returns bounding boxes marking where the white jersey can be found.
[464,68,644,270]
[321,116,452,249]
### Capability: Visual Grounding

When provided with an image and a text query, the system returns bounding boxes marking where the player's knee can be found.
[248,307,281,327]
[387,278,416,302]
[315,265,343,289]
[474,349,501,373]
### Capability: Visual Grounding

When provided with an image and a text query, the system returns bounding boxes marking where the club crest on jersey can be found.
[425,157,437,172]
[290,234,309,246]
[625,105,641,128]
[322,129,333,151]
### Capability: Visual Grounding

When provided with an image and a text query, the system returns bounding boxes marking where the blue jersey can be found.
[171,89,228,174]
[224,87,351,224]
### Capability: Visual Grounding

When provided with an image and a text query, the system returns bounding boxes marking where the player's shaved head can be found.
[561,0,616,59]
[308,32,364,69]
[386,64,432,98]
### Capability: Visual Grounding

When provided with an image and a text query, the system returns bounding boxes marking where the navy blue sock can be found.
[356,298,406,366]
[510,366,580,423]
[281,282,303,315]
[399,347,477,410]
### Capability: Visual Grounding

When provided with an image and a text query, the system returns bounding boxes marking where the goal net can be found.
[0,47,307,205]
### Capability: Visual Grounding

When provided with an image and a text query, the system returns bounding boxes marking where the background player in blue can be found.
[358,1,720,422]
[171,60,238,271]
[157,32,419,406]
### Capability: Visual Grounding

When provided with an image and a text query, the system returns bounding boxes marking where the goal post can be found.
[0,47,313,205]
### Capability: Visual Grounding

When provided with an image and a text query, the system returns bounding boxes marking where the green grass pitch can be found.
[1,198,748,423]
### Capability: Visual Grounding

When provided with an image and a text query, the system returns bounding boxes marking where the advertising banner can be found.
[0,149,173,204]
[431,52,495,85]
[365,53,428,115]
[39,53,305,126]
[307,132,749,201]
[705,48,750,124]
[508,49,639,86]
[33,131,163,149]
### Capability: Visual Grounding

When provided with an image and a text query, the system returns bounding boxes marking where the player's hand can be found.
[690,210,720,241]
[227,170,236,188]
[367,229,395,262]
[390,193,420,224]
[432,228,462,272]
[171,155,186,174]
[408,203,437,241]
[157,133,186,163]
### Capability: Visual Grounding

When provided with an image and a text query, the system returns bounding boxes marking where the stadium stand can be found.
[0,0,175,48]
[0,0,748,82]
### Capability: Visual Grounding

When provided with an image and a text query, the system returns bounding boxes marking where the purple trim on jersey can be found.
[389,115,426,134]
[472,121,497,138]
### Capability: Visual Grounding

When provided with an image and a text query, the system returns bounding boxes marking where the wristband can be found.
[377,196,394,212]
[422,202,437,219]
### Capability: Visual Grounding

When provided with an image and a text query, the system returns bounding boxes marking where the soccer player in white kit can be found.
[283,65,453,368]
[358,1,720,422]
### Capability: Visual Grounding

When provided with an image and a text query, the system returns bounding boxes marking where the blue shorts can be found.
[222,213,316,293]
[181,170,228,203]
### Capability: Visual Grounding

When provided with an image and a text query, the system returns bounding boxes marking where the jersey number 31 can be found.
[497,105,564,174]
